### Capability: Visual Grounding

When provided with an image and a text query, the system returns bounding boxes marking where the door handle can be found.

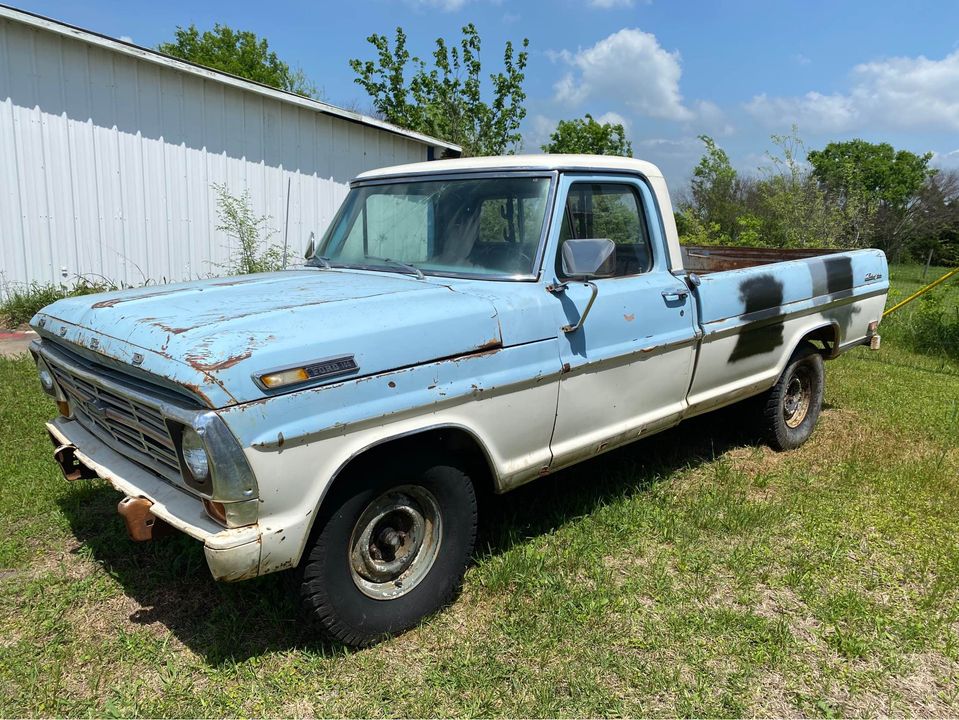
[661,289,689,302]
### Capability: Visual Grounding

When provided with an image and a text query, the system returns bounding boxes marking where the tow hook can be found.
[118,496,168,541]
[52,443,98,482]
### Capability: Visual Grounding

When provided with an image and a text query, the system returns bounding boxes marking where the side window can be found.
[558,183,653,277]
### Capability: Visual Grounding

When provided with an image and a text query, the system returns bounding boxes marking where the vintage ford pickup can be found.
[31,155,888,646]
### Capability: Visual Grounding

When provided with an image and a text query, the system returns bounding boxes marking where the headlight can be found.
[181,427,210,481]
[36,358,55,395]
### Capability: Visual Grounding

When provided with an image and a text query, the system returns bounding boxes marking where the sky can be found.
[13,0,959,185]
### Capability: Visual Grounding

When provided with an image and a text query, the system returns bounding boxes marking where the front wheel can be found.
[299,455,478,647]
[759,343,824,451]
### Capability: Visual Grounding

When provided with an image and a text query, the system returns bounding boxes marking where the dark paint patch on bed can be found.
[729,274,785,362]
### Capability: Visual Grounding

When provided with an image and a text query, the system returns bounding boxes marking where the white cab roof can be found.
[355,154,665,181]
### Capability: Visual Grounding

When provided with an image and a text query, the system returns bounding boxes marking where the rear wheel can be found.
[299,454,477,647]
[760,343,824,451]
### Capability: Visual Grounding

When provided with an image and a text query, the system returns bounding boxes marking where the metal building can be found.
[0,6,460,289]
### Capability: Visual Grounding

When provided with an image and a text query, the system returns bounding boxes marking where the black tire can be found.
[760,343,824,451]
[299,454,477,647]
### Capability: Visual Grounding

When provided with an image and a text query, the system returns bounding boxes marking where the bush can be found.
[884,288,959,362]
[0,278,117,329]
[213,183,284,275]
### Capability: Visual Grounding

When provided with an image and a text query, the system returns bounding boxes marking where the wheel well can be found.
[800,323,840,358]
[329,427,496,499]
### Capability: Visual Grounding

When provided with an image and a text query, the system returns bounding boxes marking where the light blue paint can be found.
[33,168,890,462]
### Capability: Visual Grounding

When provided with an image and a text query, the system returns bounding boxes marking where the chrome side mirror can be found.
[561,238,616,279]
[553,239,617,334]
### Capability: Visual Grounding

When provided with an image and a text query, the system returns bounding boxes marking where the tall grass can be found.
[0,278,118,328]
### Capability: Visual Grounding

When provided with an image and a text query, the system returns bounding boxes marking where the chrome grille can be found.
[49,361,182,481]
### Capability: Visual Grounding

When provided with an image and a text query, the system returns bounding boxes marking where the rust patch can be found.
[152,321,193,335]
[210,278,261,287]
[90,297,124,308]
[473,337,503,352]
[277,432,285,449]
[90,288,182,308]
[388,381,396,388]
[624,313,635,322]
[184,350,253,372]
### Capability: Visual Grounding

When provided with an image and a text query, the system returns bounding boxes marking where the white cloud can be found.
[406,0,468,10]
[746,49,959,132]
[119,35,134,44]
[932,149,959,169]
[522,114,558,152]
[588,0,634,7]
[745,92,858,133]
[792,53,811,66]
[594,111,629,131]
[553,28,693,121]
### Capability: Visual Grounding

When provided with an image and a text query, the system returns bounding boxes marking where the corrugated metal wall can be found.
[0,15,430,290]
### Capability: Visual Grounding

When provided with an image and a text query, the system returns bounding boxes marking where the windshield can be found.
[313,175,553,279]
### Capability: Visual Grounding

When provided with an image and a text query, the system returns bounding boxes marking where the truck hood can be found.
[32,270,502,407]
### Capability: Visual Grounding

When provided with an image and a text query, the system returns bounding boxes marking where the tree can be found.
[158,24,317,98]
[350,25,529,156]
[685,135,744,243]
[754,128,846,248]
[541,114,632,156]
[807,139,935,256]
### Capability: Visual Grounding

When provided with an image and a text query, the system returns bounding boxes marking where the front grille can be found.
[49,360,182,482]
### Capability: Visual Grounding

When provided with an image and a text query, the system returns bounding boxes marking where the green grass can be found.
[1,265,958,716]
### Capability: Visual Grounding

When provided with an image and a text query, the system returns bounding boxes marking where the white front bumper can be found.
[47,417,262,581]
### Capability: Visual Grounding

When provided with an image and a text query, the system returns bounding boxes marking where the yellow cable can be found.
[883,266,959,317]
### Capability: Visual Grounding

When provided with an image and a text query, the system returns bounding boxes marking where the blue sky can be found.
[14,0,959,184]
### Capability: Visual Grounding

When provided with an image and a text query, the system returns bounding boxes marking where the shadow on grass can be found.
[57,404,761,666]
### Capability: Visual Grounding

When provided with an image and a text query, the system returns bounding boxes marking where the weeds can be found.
[0,277,118,328]
[212,183,284,275]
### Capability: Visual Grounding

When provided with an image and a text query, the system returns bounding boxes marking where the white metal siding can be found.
[0,15,431,289]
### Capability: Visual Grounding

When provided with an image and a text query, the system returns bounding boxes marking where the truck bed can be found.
[681,245,843,274]
[682,247,889,417]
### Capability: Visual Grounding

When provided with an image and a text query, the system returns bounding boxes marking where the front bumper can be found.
[47,417,262,581]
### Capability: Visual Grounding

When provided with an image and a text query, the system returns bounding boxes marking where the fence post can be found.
[922,248,934,280]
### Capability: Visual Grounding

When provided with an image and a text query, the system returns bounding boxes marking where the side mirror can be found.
[561,238,616,279]
[555,239,616,335]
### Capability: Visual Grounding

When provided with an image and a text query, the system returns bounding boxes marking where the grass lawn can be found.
[1,265,958,717]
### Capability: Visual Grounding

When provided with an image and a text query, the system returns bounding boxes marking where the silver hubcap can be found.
[783,369,812,429]
[349,485,442,600]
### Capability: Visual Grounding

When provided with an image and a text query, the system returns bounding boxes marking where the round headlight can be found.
[37,359,55,394]
[181,428,210,481]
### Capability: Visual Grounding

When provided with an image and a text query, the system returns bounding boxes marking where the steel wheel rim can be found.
[349,485,442,600]
[783,368,812,428]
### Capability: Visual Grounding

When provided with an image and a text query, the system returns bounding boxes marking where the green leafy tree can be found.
[755,128,846,248]
[682,135,744,243]
[541,114,632,157]
[350,25,529,156]
[158,24,317,97]
[807,139,935,256]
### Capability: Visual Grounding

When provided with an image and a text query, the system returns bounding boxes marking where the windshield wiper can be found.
[364,257,425,280]
[305,256,332,269]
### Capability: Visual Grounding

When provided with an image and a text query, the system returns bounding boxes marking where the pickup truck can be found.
[30,155,889,647]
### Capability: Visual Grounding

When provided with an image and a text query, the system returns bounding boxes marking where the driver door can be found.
[547,175,699,469]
